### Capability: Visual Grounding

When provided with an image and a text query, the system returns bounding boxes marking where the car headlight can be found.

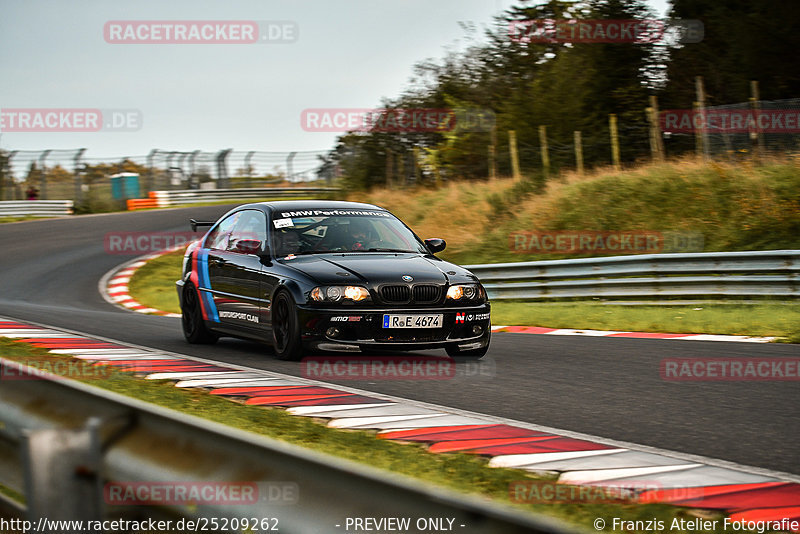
[344,286,370,301]
[310,286,370,302]
[446,284,484,301]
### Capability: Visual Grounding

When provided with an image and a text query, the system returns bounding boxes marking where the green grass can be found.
[0,216,57,224]
[127,251,799,340]
[126,249,185,313]
[492,302,800,340]
[0,483,24,505]
[0,337,742,531]
[349,157,800,266]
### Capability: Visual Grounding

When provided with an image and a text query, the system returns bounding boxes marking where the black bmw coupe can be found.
[177,200,490,360]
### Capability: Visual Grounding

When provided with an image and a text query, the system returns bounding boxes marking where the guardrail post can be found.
[22,418,104,530]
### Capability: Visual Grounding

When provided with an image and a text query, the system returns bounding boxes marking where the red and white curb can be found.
[490,325,775,343]
[99,247,183,318]
[1,317,798,528]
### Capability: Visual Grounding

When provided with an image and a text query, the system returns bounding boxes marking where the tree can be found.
[662,0,800,106]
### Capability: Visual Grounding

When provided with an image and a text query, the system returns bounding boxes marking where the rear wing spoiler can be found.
[190,219,215,232]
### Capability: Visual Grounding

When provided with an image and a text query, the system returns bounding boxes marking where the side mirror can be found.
[424,238,446,253]
[233,239,264,255]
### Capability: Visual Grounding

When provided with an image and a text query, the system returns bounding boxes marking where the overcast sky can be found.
[0,0,669,160]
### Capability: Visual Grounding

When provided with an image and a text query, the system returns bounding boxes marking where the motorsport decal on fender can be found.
[194,248,219,323]
[219,311,259,323]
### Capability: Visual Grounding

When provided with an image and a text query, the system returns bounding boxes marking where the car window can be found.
[227,210,267,253]
[270,212,426,254]
[205,213,239,251]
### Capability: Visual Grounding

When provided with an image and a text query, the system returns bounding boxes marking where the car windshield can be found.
[271,211,427,257]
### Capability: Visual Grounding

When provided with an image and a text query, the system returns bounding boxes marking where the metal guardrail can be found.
[149,187,340,207]
[465,250,800,300]
[0,200,73,217]
[0,357,571,533]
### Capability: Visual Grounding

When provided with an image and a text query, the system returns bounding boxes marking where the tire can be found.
[181,282,219,344]
[445,332,490,360]
[271,290,303,361]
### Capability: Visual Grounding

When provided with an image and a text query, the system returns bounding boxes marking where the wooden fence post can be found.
[508,130,521,180]
[609,114,621,171]
[749,80,764,158]
[648,95,665,162]
[385,148,393,189]
[573,131,584,175]
[695,76,709,159]
[538,125,550,179]
[488,126,497,180]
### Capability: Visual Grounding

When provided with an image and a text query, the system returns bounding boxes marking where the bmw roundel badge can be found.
[402,275,413,282]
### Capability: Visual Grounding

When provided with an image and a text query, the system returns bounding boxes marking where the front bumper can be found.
[296,303,491,352]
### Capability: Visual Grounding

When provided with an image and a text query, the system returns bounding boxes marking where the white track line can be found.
[2,314,797,484]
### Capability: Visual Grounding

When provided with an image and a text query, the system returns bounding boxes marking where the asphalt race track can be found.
[0,207,798,475]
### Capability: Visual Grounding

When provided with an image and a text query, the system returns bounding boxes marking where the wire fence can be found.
[1,98,798,206]
[0,148,336,210]
[672,98,800,158]
[384,96,800,186]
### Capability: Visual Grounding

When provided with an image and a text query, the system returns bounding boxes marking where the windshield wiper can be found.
[366,248,415,253]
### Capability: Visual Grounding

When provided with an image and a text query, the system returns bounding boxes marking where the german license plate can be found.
[382,314,443,329]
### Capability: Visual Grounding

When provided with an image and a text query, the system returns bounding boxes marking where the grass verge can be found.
[126,249,186,313]
[349,157,800,265]
[0,484,24,505]
[0,216,56,224]
[126,250,799,340]
[493,302,800,340]
[0,337,732,531]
